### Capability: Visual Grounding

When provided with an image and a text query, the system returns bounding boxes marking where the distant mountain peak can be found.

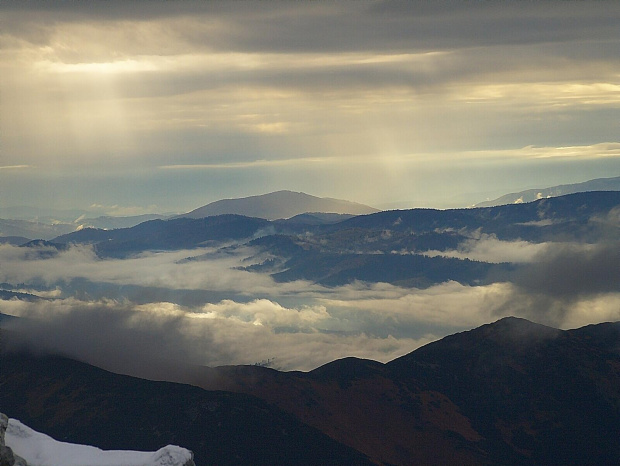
[178,191,379,220]
[475,175,620,207]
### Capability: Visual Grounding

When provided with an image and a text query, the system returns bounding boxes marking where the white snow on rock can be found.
[5,418,194,466]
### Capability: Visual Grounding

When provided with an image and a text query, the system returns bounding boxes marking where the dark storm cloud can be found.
[0,297,427,375]
[513,242,620,299]
[3,0,620,54]
[5,1,618,106]
[50,44,616,106]
[2,300,209,380]
[482,240,620,328]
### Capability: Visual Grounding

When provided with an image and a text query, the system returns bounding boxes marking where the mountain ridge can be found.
[194,316,620,464]
[0,340,372,465]
[474,175,620,207]
[3,316,619,464]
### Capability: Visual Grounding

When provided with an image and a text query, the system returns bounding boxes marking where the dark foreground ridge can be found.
[2,317,620,465]
[0,339,372,465]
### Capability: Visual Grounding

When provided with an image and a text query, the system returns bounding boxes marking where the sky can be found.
[1,0,619,214]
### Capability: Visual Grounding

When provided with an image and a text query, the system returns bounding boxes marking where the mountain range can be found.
[49,191,620,288]
[2,177,619,241]
[474,175,620,207]
[2,316,619,465]
[1,187,619,464]
[0,191,376,241]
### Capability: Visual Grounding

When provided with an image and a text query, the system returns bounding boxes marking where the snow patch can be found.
[5,418,193,466]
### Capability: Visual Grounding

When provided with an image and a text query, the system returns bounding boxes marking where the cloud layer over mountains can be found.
[2,235,619,374]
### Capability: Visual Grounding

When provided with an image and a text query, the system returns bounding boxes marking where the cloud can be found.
[86,204,163,216]
[319,281,517,330]
[0,244,276,294]
[159,157,331,170]
[470,240,620,328]
[3,240,620,377]
[0,242,518,374]
[0,297,430,374]
[3,0,620,211]
[559,293,620,329]
[424,234,551,264]
[490,288,620,331]
[0,242,329,305]
[512,242,620,298]
[199,299,330,328]
[5,275,618,379]
[2,229,620,378]
[319,240,620,331]
[7,1,618,56]
[0,165,32,170]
